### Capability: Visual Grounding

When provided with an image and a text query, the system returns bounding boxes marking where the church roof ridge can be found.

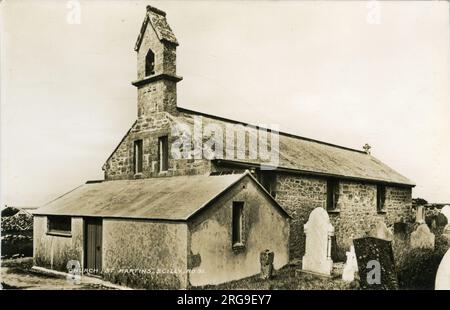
[177,106,366,155]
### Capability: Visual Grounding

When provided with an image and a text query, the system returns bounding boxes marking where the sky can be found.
[1,0,449,206]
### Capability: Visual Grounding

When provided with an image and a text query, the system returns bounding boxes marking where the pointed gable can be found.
[134,5,178,52]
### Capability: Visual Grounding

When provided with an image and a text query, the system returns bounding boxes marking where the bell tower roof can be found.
[134,5,179,51]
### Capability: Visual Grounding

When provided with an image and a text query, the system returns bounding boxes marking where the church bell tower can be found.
[132,5,182,117]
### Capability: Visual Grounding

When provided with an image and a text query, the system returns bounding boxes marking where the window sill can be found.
[47,231,72,237]
[327,209,341,214]
[232,243,245,253]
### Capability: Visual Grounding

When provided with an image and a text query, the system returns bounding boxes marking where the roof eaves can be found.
[184,171,292,221]
[183,173,248,221]
[213,159,416,187]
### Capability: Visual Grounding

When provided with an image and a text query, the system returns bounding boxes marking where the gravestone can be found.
[435,248,450,290]
[410,223,435,250]
[442,224,450,242]
[393,222,408,241]
[342,245,358,282]
[353,237,398,290]
[436,213,448,227]
[302,207,334,276]
[260,250,274,280]
[441,205,450,223]
[369,221,393,241]
[415,205,426,224]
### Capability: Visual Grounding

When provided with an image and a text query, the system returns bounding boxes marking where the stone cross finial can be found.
[363,143,371,154]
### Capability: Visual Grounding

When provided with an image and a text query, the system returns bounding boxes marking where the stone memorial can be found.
[442,224,450,242]
[441,205,450,223]
[436,213,448,227]
[415,205,426,224]
[393,222,408,241]
[435,248,450,290]
[410,223,435,250]
[260,249,274,280]
[302,207,334,276]
[342,245,358,282]
[353,237,398,290]
[369,221,393,241]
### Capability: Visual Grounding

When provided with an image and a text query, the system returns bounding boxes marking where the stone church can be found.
[33,5,414,289]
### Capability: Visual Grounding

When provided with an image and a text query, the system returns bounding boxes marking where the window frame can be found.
[145,49,155,77]
[133,139,143,175]
[377,184,387,213]
[232,201,245,247]
[327,179,340,212]
[258,170,277,198]
[47,215,72,236]
[158,135,169,172]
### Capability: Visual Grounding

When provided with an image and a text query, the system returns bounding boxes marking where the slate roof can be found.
[134,5,178,51]
[34,172,290,220]
[177,108,415,186]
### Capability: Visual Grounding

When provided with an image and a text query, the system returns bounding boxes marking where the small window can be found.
[48,216,71,235]
[158,136,169,172]
[145,49,155,76]
[134,140,143,174]
[377,184,386,212]
[232,202,244,246]
[327,179,339,211]
[259,171,277,198]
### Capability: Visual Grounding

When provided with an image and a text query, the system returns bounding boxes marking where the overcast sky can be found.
[1,0,449,206]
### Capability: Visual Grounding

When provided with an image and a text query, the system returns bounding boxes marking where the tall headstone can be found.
[435,248,450,290]
[415,205,426,224]
[353,237,398,290]
[342,245,358,282]
[302,207,334,276]
[410,223,435,250]
[436,213,449,227]
[442,224,450,242]
[260,250,274,280]
[369,221,393,241]
[441,205,450,223]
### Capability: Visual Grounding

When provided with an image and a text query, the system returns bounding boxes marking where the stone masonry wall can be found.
[137,80,178,116]
[384,186,413,224]
[104,112,211,180]
[275,174,413,260]
[275,174,327,260]
[329,181,382,259]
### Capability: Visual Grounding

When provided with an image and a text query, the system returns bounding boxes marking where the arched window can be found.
[145,49,155,76]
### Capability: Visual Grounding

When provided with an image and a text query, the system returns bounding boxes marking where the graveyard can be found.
[206,204,450,290]
[2,204,449,290]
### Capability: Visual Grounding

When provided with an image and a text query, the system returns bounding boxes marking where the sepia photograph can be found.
[0,0,449,302]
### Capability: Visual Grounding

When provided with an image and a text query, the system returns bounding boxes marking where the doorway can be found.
[84,217,102,275]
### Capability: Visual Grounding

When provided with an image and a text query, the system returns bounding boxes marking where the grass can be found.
[196,263,353,290]
[395,235,449,290]
[1,257,34,269]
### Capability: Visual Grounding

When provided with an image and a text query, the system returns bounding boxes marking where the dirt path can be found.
[1,258,119,290]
